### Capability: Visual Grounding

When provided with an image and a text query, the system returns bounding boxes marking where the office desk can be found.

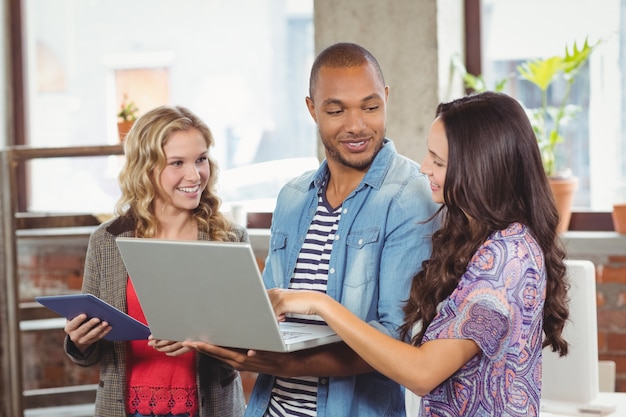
[540,393,626,416]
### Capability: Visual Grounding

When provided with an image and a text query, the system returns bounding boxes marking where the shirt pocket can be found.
[344,228,380,287]
[346,228,380,249]
[270,232,287,252]
[268,232,288,288]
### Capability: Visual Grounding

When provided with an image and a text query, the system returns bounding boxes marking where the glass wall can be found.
[23,0,316,214]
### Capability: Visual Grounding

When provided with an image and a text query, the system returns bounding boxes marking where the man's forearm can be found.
[281,341,374,378]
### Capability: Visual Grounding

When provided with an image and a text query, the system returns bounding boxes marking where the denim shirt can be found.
[244,139,440,417]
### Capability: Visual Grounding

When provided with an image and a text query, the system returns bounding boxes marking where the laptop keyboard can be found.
[281,330,310,340]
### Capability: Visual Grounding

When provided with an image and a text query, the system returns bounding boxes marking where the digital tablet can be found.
[35,293,151,341]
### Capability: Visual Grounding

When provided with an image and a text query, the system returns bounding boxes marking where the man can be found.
[186,42,439,417]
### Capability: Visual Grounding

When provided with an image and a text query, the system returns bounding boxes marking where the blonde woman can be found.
[64,105,246,417]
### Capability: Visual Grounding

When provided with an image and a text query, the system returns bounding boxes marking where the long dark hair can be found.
[400,92,569,355]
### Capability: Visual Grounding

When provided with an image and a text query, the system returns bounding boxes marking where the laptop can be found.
[115,237,341,352]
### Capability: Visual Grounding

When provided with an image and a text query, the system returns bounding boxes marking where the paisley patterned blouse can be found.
[419,223,546,417]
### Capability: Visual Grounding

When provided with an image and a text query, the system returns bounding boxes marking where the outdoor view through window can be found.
[480,0,625,210]
[22,0,626,214]
[24,0,316,214]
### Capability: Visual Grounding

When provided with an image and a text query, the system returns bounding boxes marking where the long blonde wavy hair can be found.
[115,105,236,241]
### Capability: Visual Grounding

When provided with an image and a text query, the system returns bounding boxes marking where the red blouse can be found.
[125,277,198,416]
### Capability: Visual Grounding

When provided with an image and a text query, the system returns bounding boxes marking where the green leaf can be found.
[463,73,487,91]
[562,38,596,80]
[517,56,564,91]
[493,78,509,92]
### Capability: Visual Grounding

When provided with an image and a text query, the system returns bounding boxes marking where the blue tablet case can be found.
[35,293,151,341]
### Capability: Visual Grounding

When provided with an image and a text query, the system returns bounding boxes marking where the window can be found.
[23,0,315,214]
[479,0,625,210]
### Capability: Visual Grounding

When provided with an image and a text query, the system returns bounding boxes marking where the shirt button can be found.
[320,378,328,385]
[334,235,340,240]
[343,208,348,214]
[358,239,363,245]
[329,268,335,274]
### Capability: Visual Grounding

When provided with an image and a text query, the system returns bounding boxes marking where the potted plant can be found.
[454,38,598,232]
[612,182,626,234]
[117,93,139,142]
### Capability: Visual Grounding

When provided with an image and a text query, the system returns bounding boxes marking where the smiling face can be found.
[421,117,449,204]
[153,128,210,215]
[306,63,388,173]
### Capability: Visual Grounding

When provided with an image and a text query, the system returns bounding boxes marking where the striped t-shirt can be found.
[265,193,342,417]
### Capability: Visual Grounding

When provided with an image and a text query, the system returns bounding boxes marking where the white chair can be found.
[541,260,599,404]
[599,360,616,392]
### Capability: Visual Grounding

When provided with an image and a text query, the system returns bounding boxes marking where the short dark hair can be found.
[308,42,385,98]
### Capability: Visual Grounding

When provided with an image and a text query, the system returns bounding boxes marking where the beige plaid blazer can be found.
[64,214,247,417]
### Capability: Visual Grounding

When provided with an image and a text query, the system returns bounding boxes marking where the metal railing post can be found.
[0,149,23,417]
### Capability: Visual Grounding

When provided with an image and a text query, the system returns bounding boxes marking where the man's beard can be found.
[322,135,385,171]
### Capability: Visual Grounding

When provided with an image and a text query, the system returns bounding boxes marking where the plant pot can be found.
[549,176,578,233]
[117,120,135,142]
[612,203,626,234]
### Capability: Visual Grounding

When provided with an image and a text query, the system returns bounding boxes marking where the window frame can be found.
[8,0,28,211]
